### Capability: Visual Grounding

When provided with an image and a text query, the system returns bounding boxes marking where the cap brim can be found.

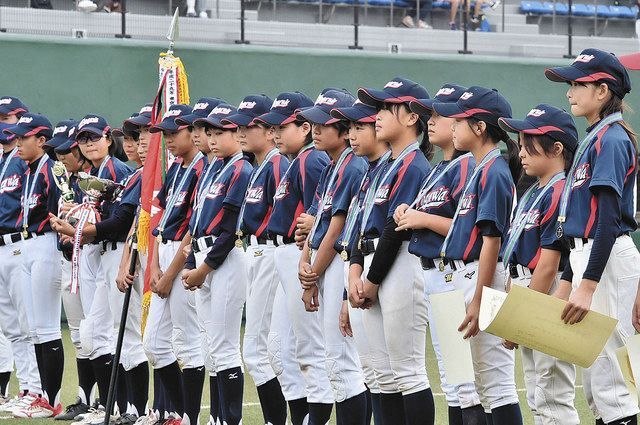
[409,98,435,116]
[329,106,376,123]
[253,111,296,126]
[44,135,68,148]
[175,114,201,126]
[54,139,78,154]
[0,106,27,116]
[111,128,125,138]
[544,65,590,83]
[193,117,237,129]
[497,117,538,134]
[124,114,151,132]
[4,125,52,137]
[222,113,254,127]
[76,126,105,137]
[432,102,467,118]
[297,107,332,125]
[149,121,186,133]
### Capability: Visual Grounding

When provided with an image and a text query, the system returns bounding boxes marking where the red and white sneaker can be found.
[13,397,62,418]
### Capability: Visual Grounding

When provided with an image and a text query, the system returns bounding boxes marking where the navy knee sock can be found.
[152,369,164,416]
[256,377,287,425]
[288,397,309,425]
[125,362,149,417]
[308,402,333,425]
[403,389,435,425]
[217,367,243,425]
[77,358,96,405]
[379,393,406,425]
[116,365,128,415]
[336,391,367,425]
[369,392,382,425]
[490,403,522,425]
[607,416,637,425]
[448,406,463,425]
[91,354,114,408]
[461,404,486,425]
[156,361,184,416]
[181,366,205,425]
[0,371,10,396]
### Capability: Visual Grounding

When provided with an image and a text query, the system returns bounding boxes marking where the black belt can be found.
[192,235,216,253]
[101,240,119,253]
[359,238,377,256]
[420,257,449,271]
[449,259,474,271]
[268,234,296,246]
[22,231,45,241]
[508,263,534,279]
[0,232,22,247]
[567,237,589,250]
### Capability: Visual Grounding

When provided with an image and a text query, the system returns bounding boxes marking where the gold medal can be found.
[156,232,163,244]
[235,230,243,238]
[340,249,348,262]
[22,227,28,239]
[438,259,445,272]
[235,238,244,249]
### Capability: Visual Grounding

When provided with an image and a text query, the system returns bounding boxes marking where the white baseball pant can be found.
[568,235,640,423]
[243,241,280,387]
[268,284,307,401]
[342,262,379,394]
[361,243,430,395]
[143,240,203,369]
[273,242,333,404]
[511,272,579,425]
[78,244,114,360]
[100,245,146,371]
[21,233,63,344]
[0,241,40,393]
[194,244,246,372]
[450,260,519,410]
[312,253,366,402]
[423,264,481,409]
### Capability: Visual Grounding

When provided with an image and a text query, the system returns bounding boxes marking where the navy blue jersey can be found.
[88,156,133,220]
[334,156,387,254]
[361,150,431,239]
[239,153,290,238]
[444,155,515,261]
[153,157,205,241]
[189,156,252,239]
[117,168,142,208]
[268,148,329,238]
[563,123,637,238]
[507,178,564,269]
[0,149,27,234]
[408,155,475,259]
[18,155,61,233]
[309,151,367,250]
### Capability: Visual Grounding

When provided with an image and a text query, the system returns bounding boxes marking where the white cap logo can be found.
[54,125,68,135]
[527,109,546,117]
[435,87,456,97]
[384,81,403,89]
[211,107,232,115]
[193,102,210,111]
[69,127,76,136]
[574,54,595,64]
[272,99,290,109]
[139,105,153,114]
[79,117,99,129]
[239,101,256,110]
[460,92,474,101]
[163,109,181,119]
[18,116,33,124]
[0,98,12,106]
[315,95,338,106]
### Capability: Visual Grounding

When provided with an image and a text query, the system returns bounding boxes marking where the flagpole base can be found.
[235,40,250,44]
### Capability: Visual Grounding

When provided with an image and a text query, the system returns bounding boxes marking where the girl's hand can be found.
[561,279,596,324]
[298,262,318,289]
[339,301,353,337]
[458,298,481,338]
[393,203,410,224]
[302,286,319,312]
[395,209,428,231]
[361,280,379,309]
[502,339,518,350]
[348,276,365,308]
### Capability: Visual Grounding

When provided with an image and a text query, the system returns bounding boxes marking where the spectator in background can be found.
[448,0,499,29]
[402,0,433,28]
[186,0,208,18]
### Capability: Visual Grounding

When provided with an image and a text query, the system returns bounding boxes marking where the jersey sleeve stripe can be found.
[389,151,416,199]
[583,195,598,238]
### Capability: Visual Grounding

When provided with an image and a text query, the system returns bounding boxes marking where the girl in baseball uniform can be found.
[497,104,580,425]
[297,88,369,425]
[546,48,640,425]
[351,77,433,425]
[433,86,523,425]
[6,113,63,418]
[394,83,485,425]
[330,99,390,425]
[182,104,252,425]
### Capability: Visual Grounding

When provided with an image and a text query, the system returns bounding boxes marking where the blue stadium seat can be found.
[571,3,593,16]
[595,4,616,17]
[433,1,452,9]
[366,0,410,6]
[538,2,555,14]
[521,0,545,14]
[609,5,632,17]
[543,2,568,14]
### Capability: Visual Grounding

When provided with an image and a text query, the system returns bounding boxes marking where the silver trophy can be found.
[52,161,75,205]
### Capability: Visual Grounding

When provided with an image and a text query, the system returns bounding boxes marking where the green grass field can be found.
[2,325,595,425]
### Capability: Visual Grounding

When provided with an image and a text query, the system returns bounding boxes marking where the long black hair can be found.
[386,103,434,161]
[109,133,129,163]
[468,117,522,183]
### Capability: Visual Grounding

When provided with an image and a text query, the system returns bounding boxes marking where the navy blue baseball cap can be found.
[176,97,226,126]
[253,92,314,126]
[45,120,78,150]
[0,96,28,116]
[112,113,139,138]
[150,104,193,133]
[4,113,53,139]
[433,86,512,126]
[328,99,378,124]
[222,95,273,127]
[193,104,238,129]
[410,84,467,117]
[55,126,79,154]
[498,104,578,152]
[358,77,430,109]
[123,104,154,134]
[0,123,14,144]
[545,48,631,99]
[76,114,110,137]
[297,89,356,125]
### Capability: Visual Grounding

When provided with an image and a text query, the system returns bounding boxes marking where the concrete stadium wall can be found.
[2,33,640,134]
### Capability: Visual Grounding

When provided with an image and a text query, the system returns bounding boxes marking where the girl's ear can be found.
[553,141,564,157]
[474,120,486,136]
[596,82,611,102]
[301,121,311,136]
[36,135,47,148]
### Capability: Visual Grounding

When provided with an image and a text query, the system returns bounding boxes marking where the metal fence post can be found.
[349,1,363,49]
[235,0,250,44]
[564,0,575,58]
[115,0,131,38]
[459,0,472,54]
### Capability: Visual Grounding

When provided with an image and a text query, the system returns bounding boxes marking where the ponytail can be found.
[417,118,434,161]
[468,117,522,183]
[599,93,637,147]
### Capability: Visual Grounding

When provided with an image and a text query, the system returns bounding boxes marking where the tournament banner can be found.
[138,51,190,334]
